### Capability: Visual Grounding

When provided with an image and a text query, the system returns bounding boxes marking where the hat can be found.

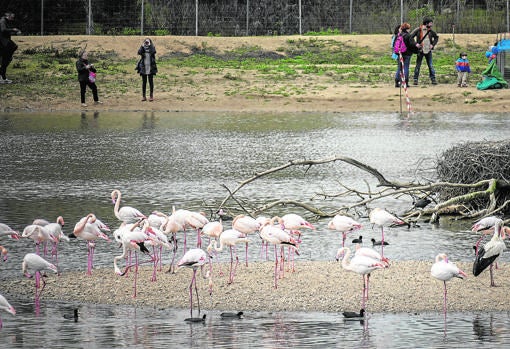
[460,52,467,57]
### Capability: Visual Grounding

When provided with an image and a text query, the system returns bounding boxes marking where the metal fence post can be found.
[195,0,198,36]
[40,0,44,35]
[141,0,144,36]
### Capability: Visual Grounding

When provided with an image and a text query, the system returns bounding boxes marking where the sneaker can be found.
[94,100,103,104]
[395,81,400,88]
[431,80,438,85]
[81,103,88,107]
[141,97,147,101]
[149,97,154,102]
[413,80,418,85]
[0,77,12,84]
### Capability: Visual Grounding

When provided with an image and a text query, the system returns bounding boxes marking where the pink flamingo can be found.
[153,210,186,273]
[0,224,20,262]
[21,224,58,256]
[327,215,362,247]
[207,228,249,285]
[279,213,314,272]
[473,218,506,286]
[201,219,224,278]
[177,248,211,319]
[33,216,68,267]
[111,189,147,224]
[431,253,467,319]
[0,293,15,328]
[113,219,156,297]
[145,224,173,280]
[72,213,111,275]
[369,208,406,257]
[22,253,58,307]
[259,217,300,289]
[232,214,261,267]
[336,246,386,311]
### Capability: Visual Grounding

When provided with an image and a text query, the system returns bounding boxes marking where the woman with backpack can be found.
[394,23,421,88]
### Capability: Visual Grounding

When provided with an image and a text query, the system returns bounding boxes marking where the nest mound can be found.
[436,140,510,212]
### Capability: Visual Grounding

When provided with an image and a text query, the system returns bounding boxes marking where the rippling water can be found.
[0,111,509,347]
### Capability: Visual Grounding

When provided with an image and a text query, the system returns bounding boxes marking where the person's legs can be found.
[148,75,154,100]
[457,72,462,86]
[395,57,404,86]
[413,53,423,84]
[403,55,412,85]
[89,82,99,102]
[0,50,13,80]
[79,81,87,104]
[425,52,436,83]
[142,75,147,100]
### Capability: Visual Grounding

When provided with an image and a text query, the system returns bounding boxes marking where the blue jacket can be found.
[456,58,471,73]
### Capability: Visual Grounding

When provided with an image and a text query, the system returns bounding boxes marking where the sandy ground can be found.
[4,34,509,114]
[3,259,510,313]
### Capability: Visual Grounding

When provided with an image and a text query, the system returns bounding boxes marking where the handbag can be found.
[88,71,96,83]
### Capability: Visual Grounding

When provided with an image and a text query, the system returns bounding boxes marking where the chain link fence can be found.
[3,0,510,36]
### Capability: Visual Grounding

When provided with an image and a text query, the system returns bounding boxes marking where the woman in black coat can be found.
[76,50,101,107]
[136,38,158,101]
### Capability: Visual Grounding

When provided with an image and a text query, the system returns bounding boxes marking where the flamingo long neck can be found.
[112,190,122,217]
[493,220,503,240]
[74,213,95,235]
[341,248,353,271]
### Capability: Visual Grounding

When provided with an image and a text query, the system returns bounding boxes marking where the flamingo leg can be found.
[342,232,346,247]
[189,269,196,318]
[167,233,178,273]
[490,263,496,287]
[245,241,249,267]
[195,269,201,316]
[273,245,278,289]
[361,275,366,310]
[443,280,448,320]
[380,227,385,258]
[133,252,139,298]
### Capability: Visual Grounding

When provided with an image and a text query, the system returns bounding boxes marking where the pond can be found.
[0,111,509,347]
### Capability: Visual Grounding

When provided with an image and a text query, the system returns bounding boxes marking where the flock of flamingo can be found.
[0,189,507,326]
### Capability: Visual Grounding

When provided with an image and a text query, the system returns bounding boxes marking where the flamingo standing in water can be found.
[279,213,314,272]
[259,217,300,289]
[111,189,147,224]
[431,253,466,320]
[177,248,211,319]
[232,214,260,267]
[207,228,249,285]
[473,218,506,287]
[22,253,58,306]
[336,246,386,311]
[72,213,111,275]
[0,293,15,328]
[201,219,224,278]
[328,215,362,247]
[369,208,406,258]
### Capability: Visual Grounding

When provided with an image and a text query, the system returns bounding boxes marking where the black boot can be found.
[395,80,400,88]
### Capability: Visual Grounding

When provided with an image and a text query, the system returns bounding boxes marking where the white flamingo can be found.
[0,293,15,329]
[33,216,68,266]
[207,228,249,285]
[111,189,147,224]
[177,248,211,319]
[22,253,58,305]
[369,207,406,257]
[72,213,110,275]
[22,224,58,256]
[431,253,467,319]
[232,214,261,267]
[327,215,362,247]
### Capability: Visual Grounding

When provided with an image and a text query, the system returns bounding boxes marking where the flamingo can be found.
[279,213,314,272]
[113,219,156,297]
[0,293,15,328]
[336,246,386,311]
[145,224,173,280]
[72,213,111,275]
[259,217,300,289]
[168,207,208,251]
[22,253,58,306]
[34,216,68,267]
[369,208,406,257]
[111,189,147,224]
[0,224,20,262]
[232,214,261,267]
[21,224,58,256]
[327,215,362,247]
[153,210,186,273]
[473,218,506,286]
[431,253,467,319]
[177,248,211,319]
[201,219,224,277]
[207,228,249,285]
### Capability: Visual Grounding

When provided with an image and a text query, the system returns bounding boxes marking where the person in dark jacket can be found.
[394,22,421,88]
[410,18,439,85]
[76,50,102,107]
[136,38,158,101]
[0,12,21,83]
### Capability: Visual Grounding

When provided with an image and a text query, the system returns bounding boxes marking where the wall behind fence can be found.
[2,0,509,36]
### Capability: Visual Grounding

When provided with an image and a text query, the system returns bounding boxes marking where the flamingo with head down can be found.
[33,216,68,267]
[207,228,249,285]
[0,293,15,328]
[72,213,111,275]
[22,253,58,306]
[0,224,20,262]
[431,253,467,319]
[279,213,314,272]
[22,224,58,256]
